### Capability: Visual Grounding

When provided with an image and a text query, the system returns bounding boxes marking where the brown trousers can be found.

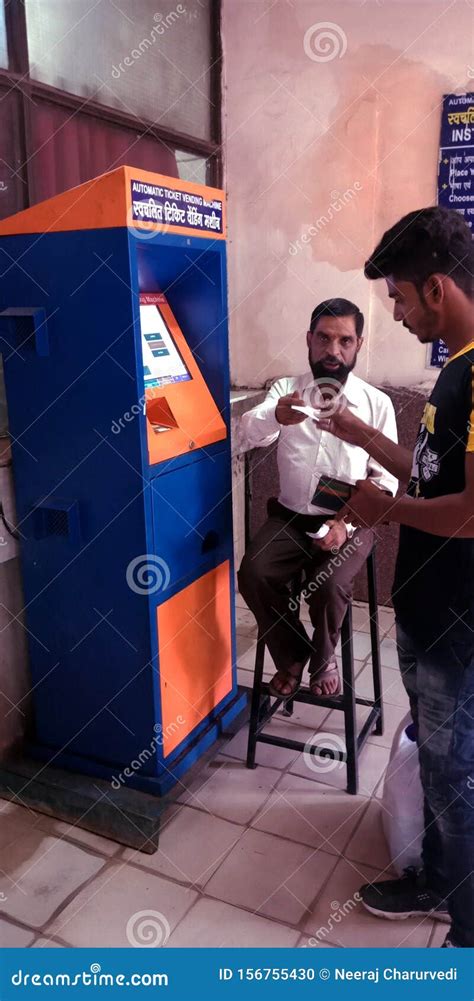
[238,514,374,676]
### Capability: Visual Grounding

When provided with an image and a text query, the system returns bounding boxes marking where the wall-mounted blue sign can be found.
[431,92,474,367]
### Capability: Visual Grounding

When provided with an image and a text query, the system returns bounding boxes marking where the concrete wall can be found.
[222,0,473,390]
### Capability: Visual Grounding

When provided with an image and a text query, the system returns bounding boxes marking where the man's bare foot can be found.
[309,661,341,697]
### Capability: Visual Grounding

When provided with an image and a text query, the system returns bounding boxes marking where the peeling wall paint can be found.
[222,0,474,389]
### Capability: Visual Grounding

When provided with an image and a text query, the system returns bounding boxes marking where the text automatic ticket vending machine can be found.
[0,166,246,794]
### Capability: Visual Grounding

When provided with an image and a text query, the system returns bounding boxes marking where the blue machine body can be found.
[0,169,246,793]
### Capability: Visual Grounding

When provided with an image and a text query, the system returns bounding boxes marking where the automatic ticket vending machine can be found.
[0,166,246,794]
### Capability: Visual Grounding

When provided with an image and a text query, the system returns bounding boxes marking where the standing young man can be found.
[318,207,474,948]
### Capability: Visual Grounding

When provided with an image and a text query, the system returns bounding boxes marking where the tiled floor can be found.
[0,597,446,949]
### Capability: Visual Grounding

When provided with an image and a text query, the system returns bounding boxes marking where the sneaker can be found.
[359,867,450,923]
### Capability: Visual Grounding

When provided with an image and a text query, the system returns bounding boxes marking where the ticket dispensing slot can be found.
[139,292,226,464]
[146,396,179,433]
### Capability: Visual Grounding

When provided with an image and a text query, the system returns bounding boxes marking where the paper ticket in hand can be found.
[291,404,321,420]
[307,523,330,541]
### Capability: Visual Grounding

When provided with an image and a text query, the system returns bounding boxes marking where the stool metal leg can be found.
[341,604,358,795]
[367,550,384,736]
[246,632,266,769]
[280,573,304,719]
[280,695,295,718]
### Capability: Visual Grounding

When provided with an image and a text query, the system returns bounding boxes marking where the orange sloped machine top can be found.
[0,166,226,240]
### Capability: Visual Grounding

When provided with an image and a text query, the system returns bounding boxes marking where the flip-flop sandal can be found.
[268,667,303,701]
[309,662,342,698]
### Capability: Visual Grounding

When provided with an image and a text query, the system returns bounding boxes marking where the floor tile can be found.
[356,664,409,709]
[430,922,449,947]
[236,632,256,658]
[303,858,432,947]
[380,638,400,669]
[346,631,373,661]
[205,827,335,925]
[220,721,301,769]
[367,702,407,750]
[0,799,43,828]
[177,759,281,824]
[0,918,35,947]
[377,606,396,635]
[350,604,373,634]
[122,806,244,887]
[0,812,42,852]
[252,773,368,854]
[273,698,332,731]
[237,644,275,676]
[235,606,258,637]
[223,713,329,770]
[35,816,123,858]
[167,898,299,947]
[32,937,65,948]
[46,862,197,947]
[288,735,391,797]
[0,832,105,929]
[237,668,254,688]
[323,704,371,738]
[344,799,394,872]
[323,702,406,753]
[297,934,339,948]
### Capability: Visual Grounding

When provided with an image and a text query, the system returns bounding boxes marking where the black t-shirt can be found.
[393,341,474,641]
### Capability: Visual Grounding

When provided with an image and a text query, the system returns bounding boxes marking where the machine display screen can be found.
[139,293,192,389]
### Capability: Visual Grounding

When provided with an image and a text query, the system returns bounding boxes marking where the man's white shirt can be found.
[240,371,398,516]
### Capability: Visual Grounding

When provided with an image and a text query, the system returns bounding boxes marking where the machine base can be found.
[26,688,248,798]
[0,754,165,854]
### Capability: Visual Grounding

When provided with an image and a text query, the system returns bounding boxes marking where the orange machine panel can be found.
[157,561,233,757]
[141,293,227,464]
[0,166,226,240]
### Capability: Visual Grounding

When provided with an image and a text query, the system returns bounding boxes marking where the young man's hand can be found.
[337,479,392,528]
[275,391,307,425]
[312,519,347,552]
[315,403,369,447]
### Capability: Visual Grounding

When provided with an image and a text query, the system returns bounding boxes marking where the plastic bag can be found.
[382,713,424,875]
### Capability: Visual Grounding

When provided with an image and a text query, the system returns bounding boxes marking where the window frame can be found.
[0,0,223,210]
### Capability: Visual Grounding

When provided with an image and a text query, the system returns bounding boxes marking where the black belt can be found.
[267,498,329,533]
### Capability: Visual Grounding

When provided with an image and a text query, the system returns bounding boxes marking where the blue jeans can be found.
[396,622,474,947]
